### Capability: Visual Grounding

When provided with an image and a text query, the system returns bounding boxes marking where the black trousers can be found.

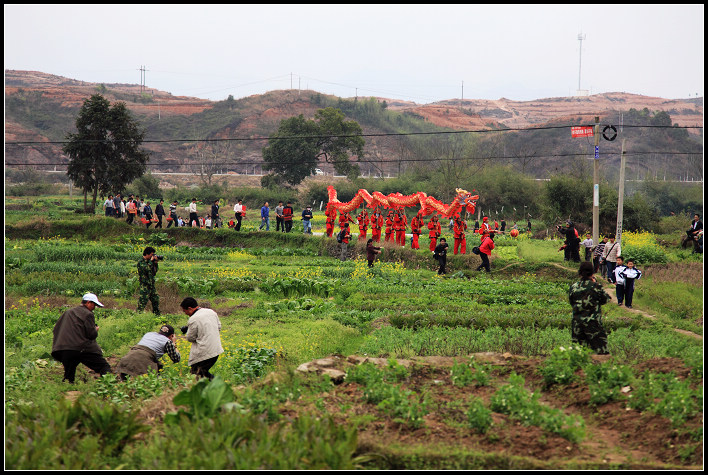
[437,256,447,274]
[52,350,111,383]
[477,253,491,272]
[190,356,219,380]
[235,213,242,231]
[276,216,284,232]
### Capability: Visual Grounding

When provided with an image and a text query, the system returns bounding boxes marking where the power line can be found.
[5,151,703,168]
[5,123,703,146]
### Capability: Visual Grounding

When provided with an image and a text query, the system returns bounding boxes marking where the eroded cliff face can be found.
[5,69,702,174]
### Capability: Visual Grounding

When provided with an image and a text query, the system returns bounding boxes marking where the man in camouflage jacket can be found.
[137,246,160,315]
[568,261,611,354]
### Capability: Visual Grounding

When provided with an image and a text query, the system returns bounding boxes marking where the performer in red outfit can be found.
[479,216,492,236]
[410,211,424,249]
[428,215,442,252]
[370,209,384,242]
[453,214,467,254]
[394,211,407,246]
[384,210,395,243]
[325,205,337,237]
[357,208,369,241]
[339,211,355,230]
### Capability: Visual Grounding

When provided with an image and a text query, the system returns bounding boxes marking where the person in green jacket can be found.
[137,246,160,315]
[569,261,612,354]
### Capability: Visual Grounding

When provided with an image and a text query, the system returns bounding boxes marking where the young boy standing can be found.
[613,256,627,306]
[619,259,642,309]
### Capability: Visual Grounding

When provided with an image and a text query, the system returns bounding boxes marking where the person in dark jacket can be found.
[366,238,382,267]
[51,293,112,383]
[211,200,221,228]
[434,238,449,275]
[557,221,581,262]
[155,199,166,228]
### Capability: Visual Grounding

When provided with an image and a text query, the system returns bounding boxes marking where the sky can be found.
[4,4,704,104]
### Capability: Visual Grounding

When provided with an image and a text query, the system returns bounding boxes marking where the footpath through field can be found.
[546,263,702,341]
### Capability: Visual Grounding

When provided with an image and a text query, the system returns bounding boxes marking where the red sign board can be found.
[571,126,594,138]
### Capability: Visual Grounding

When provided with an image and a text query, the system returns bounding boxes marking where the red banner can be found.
[571,126,594,138]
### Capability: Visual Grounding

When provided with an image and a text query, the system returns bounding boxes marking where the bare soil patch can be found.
[286,353,703,469]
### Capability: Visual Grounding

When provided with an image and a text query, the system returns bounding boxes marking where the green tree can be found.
[63,94,150,212]
[129,172,162,200]
[262,107,365,186]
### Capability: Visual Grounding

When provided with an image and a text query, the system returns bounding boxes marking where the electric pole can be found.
[592,116,600,247]
[616,139,627,244]
[138,65,148,94]
[577,33,586,93]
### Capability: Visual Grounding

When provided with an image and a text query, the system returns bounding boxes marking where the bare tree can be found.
[189,141,234,185]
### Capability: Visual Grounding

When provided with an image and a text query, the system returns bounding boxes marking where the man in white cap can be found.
[51,293,112,383]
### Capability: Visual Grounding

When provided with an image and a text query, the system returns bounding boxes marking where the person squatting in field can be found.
[115,324,181,381]
[568,261,611,354]
[51,293,112,383]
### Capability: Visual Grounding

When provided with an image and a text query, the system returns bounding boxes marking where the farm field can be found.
[4,196,704,470]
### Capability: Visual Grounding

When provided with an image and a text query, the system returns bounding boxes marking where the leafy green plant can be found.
[539,345,592,388]
[219,346,278,384]
[376,385,429,428]
[165,376,242,424]
[490,372,586,443]
[466,397,493,434]
[451,357,491,387]
[584,362,634,406]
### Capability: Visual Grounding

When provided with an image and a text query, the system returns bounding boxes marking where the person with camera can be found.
[179,297,223,380]
[115,324,181,381]
[569,261,611,355]
[137,246,161,315]
[51,293,112,384]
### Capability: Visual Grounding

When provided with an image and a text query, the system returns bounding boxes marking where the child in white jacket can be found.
[613,256,627,306]
[619,259,642,309]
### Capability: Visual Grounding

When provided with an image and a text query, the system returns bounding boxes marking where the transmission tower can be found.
[577,33,586,95]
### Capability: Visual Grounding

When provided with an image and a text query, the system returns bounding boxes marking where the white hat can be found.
[82,293,104,307]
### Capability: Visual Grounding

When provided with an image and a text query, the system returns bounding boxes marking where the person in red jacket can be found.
[357,208,369,241]
[394,210,407,247]
[479,216,492,236]
[453,214,467,254]
[476,231,495,272]
[410,211,424,249]
[428,215,442,252]
[339,211,355,230]
[325,204,337,237]
[370,209,384,242]
[384,210,395,243]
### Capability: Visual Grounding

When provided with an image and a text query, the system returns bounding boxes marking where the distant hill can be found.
[4,69,703,181]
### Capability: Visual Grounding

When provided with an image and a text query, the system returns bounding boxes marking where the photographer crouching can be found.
[137,246,163,315]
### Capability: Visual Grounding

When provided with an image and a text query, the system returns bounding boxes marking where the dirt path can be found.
[544,262,702,341]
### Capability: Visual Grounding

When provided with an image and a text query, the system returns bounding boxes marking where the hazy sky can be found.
[4,4,704,103]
